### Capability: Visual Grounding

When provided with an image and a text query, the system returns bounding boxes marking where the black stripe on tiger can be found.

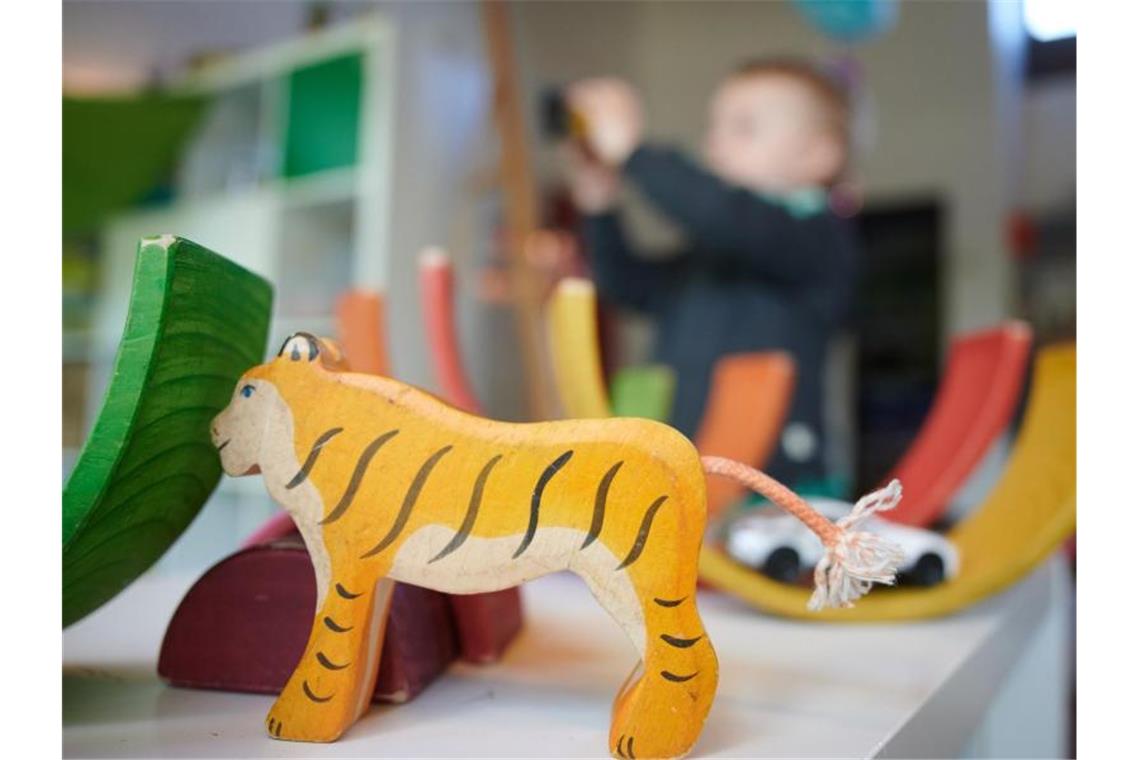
[316,651,349,670]
[660,633,703,648]
[654,596,687,607]
[335,582,361,600]
[361,445,453,558]
[660,670,699,683]
[616,735,627,758]
[626,736,636,759]
[581,461,623,550]
[320,429,400,524]
[285,427,344,489]
[615,495,669,570]
[429,454,502,563]
[323,616,352,633]
[302,680,333,703]
[512,450,573,559]
[274,721,281,737]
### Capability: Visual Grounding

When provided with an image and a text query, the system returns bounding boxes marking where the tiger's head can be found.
[211,332,347,477]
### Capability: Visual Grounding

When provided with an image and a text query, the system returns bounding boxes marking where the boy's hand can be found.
[566,78,643,166]
[561,143,620,213]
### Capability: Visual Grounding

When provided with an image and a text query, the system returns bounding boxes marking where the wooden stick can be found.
[480,0,555,420]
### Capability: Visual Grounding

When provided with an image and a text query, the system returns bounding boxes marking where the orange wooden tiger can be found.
[210,333,902,758]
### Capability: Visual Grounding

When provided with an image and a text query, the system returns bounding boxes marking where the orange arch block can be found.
[699,343,1075,622]
[334,289,390,376]
[883,321,1032,526]
[694,353,796,519]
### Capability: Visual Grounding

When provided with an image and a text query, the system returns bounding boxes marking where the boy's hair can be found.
[729,58,851,147]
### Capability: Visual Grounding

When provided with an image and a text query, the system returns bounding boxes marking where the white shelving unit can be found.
[88,18,397,564]
[92,17,396,368]
[76,6,500,572]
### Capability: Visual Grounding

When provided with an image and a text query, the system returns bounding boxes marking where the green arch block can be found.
[63,236,273,627]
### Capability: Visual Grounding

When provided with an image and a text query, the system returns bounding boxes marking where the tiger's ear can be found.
[314,337,350,371]
[277,332,322,363]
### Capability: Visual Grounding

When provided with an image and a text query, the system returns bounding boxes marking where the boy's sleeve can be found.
[623,144,832,285]
[581,210,678,315]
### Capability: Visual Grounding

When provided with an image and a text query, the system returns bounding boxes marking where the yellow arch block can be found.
[700,344,1076,622]
[547,278,612,419]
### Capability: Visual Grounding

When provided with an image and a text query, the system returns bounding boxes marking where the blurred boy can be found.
[563,60,857,486]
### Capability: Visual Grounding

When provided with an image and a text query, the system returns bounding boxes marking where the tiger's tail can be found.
[701,456,906,611]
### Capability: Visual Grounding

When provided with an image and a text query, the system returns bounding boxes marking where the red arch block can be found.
[419,248,483,414]
[883,321,1032,527]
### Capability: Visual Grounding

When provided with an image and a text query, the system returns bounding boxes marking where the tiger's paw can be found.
[612,733,638,759]
[609,680,702,759]
[264,694,353,743]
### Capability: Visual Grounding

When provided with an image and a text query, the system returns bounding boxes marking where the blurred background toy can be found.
[725,497,959,586]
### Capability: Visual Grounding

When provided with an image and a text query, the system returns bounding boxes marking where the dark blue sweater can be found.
[583,144,858,484]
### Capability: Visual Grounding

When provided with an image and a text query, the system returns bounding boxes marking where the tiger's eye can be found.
[241,384,255,398]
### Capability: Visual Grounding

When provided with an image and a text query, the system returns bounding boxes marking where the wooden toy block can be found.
[210,331,902,756]
[418,248,483,414]
[881,321,1032,527]
[694,353,796,519]
[335,289,391,376]
[158,537,457,704]
[547,278,612,418]
[610,365,676,422]
[63,235,272,627]
[448,590,524,663]
[700,343,1075,622]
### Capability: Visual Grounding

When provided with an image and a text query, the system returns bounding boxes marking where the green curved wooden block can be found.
[610,365,676,422]
[63,236,273,627]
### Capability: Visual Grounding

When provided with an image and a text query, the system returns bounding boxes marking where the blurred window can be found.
[1023,0,1076,80]
[1023,0,1076,42]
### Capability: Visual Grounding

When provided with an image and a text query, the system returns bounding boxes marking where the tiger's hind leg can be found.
[574,548,717,760]
[266,575,394,742]
[607,594,718,759]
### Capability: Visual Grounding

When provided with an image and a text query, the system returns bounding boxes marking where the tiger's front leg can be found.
[266,574,395,742]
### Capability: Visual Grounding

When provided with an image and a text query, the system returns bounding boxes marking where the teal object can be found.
[757,187,828,219]
[611,365,677,422]
[63,237,273,626]
[792,0,899,44]
[282,53,363,177]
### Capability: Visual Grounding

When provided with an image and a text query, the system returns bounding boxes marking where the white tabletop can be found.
[63,557,1062,758]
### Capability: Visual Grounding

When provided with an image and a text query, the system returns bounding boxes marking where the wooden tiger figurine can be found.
[210,333,903,759]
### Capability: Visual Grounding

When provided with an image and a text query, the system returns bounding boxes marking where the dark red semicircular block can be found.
[158,537,523,703]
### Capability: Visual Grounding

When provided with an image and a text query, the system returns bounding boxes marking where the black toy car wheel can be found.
[761,547,802,583]
[907,553,946,586]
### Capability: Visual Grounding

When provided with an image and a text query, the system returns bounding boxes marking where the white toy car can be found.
[724,498,960,587]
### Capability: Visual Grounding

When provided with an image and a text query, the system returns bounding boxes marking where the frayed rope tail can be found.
[700,456,906,611]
